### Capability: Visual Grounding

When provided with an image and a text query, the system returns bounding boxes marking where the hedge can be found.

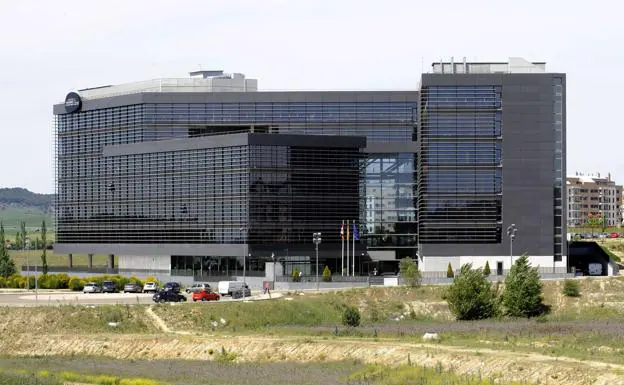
[0,274,149,291]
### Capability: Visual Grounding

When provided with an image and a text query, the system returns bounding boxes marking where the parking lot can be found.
[0,291,267,307]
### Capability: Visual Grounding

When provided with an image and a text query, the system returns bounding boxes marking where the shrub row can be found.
[0,274,152,291]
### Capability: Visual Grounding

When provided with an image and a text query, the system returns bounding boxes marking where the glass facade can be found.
[364,154,417,248]
[418,86,503,243]
[55,98,401,248]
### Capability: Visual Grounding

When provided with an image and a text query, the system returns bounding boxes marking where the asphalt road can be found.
[0,291,264,306]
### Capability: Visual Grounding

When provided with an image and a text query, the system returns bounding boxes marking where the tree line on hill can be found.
[0,188,54,211]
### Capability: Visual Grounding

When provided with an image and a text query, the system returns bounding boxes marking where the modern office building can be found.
[566,172,622,228]
[53,58,566,278]
[417,57,566,273]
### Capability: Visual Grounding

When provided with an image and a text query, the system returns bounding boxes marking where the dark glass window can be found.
[418,85,503,243]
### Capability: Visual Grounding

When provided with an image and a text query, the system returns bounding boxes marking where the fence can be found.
[21,266,119,275]
[275,275,370,283]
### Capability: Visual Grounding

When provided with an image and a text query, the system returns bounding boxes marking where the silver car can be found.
[185,282,211,294]
[83,282,102,294]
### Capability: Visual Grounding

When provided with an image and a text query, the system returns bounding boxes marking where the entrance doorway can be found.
[496,261,503,276]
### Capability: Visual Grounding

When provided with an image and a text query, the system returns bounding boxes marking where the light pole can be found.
[24,235,29,292]
[239,227,246,300]
[506,224,518,273]
[313,232,322,291]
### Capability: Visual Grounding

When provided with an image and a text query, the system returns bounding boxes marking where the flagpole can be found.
[352,220,356,277]
[341,220,344,277]
[346,222,350,276]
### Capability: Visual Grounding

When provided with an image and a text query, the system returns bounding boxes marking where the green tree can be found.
[20,221,26,249]
[483,261,491,276]
[40,220,48,275]
[446,263,455,278]
[502,254,544,317]
[14,231,21,250]
[0,222,16,278]
[586,213,604,233]
[445,263,498,320]
[342,306,361,327]
[322,265,332,282]
[399,257,421,287]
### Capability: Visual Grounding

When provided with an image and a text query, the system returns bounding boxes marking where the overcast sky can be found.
[0,0,621,194]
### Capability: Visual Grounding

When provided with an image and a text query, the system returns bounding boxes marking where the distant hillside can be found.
[0,188,54,212]
[0,188,55,231]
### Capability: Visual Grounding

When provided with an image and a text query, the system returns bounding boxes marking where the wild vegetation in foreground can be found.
[0,356,533,385]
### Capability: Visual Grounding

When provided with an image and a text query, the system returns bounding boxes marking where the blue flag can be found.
[352,223,360,241]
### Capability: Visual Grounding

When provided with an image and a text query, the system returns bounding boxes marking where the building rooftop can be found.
[71,70,258,101]
[431,57,547,74]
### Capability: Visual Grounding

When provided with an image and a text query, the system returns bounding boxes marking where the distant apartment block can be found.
[566,173,622,227]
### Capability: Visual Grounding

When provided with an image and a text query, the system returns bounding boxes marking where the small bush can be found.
[446,263,454,278]
[342,306,361,327]
[322,265,332,282]
[56,273,71,289]
[215,346,238,363]
[68,277,84,291]
[562,279,581,297]
[292,268,301,282]
[399,257,421,287]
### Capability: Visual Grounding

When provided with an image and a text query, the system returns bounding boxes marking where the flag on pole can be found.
[346,222,350,241]
[352,222,360,241]
[340,221,344,240]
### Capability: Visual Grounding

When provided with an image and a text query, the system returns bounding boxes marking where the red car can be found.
[192,290,220,302]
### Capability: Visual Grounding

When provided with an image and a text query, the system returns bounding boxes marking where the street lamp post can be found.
[313,232,322,291]
[239,227,246,300]
[24,236,29,292]
[506,224,518,273]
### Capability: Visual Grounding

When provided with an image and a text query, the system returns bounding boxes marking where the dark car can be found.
[123,282,143,293]
[102,280,118,293]
[163,282,181,293]
[152,290,186,303]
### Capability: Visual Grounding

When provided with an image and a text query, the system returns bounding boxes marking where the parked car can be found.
[123,282,143,293]
[610,233,619,238]
[102,280,118,293]
[83,282,102,294]
[185,283,211,294]
[163,282,181,293]
[192,290,220,302]
[218,281,247,296]
[231,285,252,299]
[152,290,186,303]
[143,282,159,293]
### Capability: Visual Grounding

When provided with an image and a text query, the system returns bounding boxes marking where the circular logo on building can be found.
[64,92,82,113]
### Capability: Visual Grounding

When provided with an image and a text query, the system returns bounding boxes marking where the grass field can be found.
[0,206,54,234]
[0,356,533,385]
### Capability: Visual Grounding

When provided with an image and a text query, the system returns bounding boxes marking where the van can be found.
[588,263,603,276]
[218,281,246,296]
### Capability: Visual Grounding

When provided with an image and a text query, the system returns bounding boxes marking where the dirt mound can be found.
[2,333,623,385]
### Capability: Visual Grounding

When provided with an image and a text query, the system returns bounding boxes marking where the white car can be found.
[83,282,102,294]
[143,282,159,293]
